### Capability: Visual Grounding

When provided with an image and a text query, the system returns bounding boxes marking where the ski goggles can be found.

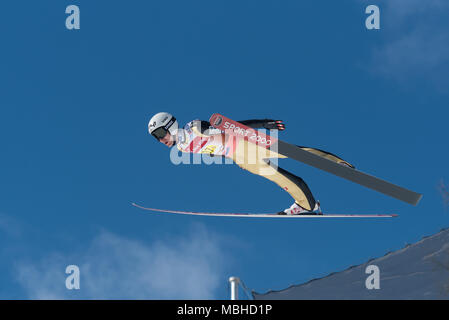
[151,127,168,140]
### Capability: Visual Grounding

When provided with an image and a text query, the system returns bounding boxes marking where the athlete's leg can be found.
[231,139,316,210]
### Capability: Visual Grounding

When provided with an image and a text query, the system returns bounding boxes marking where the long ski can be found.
[132,203,397,218]
[209,113,422,206]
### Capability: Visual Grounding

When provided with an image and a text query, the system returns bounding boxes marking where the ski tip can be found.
[131,202,143,209]
[413,194,423,206]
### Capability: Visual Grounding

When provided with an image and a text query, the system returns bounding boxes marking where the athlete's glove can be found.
[263,120,285,131]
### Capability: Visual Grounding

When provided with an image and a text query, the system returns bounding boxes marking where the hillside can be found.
[253,228,449,299]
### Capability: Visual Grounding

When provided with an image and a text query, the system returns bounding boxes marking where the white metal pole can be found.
[229,276,240,300]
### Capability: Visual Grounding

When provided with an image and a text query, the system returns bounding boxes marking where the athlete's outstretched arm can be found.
[197,119,285,135]
[238,119,285,130]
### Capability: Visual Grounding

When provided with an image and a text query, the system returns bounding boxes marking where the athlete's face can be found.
[159,132,175,147]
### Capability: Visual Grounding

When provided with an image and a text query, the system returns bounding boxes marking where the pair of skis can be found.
[132,203,398,218]
[134,114,422,218]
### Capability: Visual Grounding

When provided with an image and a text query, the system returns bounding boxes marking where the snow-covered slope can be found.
[253,228,449,299]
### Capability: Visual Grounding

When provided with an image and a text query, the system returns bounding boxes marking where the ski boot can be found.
[277,201,322,215]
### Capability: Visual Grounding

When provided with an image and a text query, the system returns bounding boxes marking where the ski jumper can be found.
[177,119,353,211]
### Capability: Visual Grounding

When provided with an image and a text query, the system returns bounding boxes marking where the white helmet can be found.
[148,112,179,140]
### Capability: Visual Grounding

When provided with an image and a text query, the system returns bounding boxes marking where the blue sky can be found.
[0,0,448,299]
